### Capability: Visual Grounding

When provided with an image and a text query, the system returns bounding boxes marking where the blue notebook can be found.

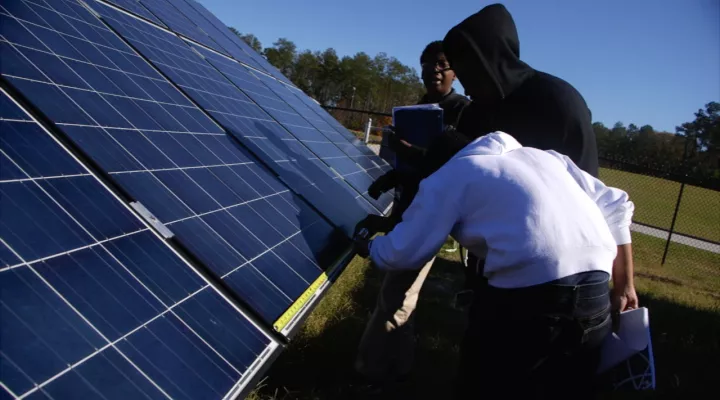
[391,104,444,172]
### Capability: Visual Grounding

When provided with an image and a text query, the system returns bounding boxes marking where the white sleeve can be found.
[548,151,635,245]
[369,165,463,270]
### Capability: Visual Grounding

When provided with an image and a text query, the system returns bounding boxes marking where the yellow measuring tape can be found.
[273,271,330,332]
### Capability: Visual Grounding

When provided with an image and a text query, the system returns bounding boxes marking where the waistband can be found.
[484,272,610,315]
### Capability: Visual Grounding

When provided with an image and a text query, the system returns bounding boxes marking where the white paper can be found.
[597,307,656,390]
[598,308,650,373]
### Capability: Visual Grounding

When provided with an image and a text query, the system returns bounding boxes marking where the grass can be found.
[249,234,719,399]
[599,168,720,242]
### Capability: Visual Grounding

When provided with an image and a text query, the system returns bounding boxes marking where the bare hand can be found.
[611,286,639,332]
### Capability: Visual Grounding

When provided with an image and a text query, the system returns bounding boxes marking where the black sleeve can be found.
[562,98,599,177]
[546,91,599,177]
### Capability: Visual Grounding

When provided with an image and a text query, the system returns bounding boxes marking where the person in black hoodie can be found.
[438,4,607,398]
[444,4,599,177]
[353,41,469,389]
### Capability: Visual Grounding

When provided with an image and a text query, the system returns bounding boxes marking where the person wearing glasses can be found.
[353,40,469,390]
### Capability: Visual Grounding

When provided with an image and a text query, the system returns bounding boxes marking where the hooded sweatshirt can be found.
[443,4,599,177]
[369,132,633,289]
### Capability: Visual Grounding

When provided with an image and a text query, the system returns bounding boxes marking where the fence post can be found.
[364,118,373,143]
[662,181,686,265]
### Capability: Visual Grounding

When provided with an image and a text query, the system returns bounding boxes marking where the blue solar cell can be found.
[38,347,166,400]
[105,231,204,304]
[0,267,106,395]
[0,120,85,179]
[147,0,267,72]
[0,88,276,399]
[134,0,222,52]
[249,252,309,301]
[38,176,145,239]
[1,0,351,327]
[89,1,378,232]
[103,0,166,26]
[114,313,238,400]
[222,264,290,326]
[273,241,325,283]
[0,181,95,261]
[192,47,394,210]
[35,248,165,341]
[172,288,270,372]
[176,0,294,84]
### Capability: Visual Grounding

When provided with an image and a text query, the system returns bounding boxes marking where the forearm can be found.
[611,244,635,292]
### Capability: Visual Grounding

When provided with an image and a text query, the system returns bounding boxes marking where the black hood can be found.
[443,4,534,104]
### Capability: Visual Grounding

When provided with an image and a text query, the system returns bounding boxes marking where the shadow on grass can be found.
[634,292,719,396]
[254,251,719,399]
[253,254,467,400]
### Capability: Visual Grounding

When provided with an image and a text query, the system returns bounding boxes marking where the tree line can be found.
[229,29,425,119]
[594,102,719,183]
[230,29,718,184]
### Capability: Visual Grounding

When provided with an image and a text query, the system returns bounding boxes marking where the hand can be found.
[354,238,371,258]
[611,285,639,332]
[368,171,398,199]
[353,215,392,238]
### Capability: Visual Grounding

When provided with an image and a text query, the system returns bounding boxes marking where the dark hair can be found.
[420,41,444,64]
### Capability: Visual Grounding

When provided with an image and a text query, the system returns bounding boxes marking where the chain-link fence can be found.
[599,157,720,287]
[331,107,720,287]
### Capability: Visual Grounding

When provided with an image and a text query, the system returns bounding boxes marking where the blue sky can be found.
[199,0,720,132]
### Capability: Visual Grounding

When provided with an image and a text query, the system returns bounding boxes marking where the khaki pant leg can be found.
[354,257,435,381]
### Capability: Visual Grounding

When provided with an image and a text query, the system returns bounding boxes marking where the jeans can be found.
[455,271,611,399]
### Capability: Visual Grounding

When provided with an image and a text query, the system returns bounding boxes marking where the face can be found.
[421,53,456,97]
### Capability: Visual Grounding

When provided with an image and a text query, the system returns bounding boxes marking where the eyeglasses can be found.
[421,60,452,72]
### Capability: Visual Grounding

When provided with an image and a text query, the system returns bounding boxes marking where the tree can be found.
[263,38,297,77]
[291,50,319,93]
[228,28,263,53]
[676,102,720,160]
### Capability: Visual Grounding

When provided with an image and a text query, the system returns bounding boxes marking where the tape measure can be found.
[273,270,330,332]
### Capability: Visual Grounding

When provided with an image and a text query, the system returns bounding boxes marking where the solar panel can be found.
[87,2,384,222]
[0,0,350,325]
[0,88,279,399]
[98,0,167,27]
[283,85,396,168]
[0,0,392,397]
[175,0,295,86]
[133,0,223,52]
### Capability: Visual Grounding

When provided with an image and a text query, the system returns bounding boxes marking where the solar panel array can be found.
[0,0,392,398]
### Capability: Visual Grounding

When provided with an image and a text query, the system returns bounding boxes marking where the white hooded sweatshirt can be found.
[369,132,634,289]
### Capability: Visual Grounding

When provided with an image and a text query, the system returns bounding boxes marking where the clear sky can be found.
[199,0,720,132]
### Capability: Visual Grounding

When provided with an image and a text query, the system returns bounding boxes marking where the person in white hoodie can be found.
[355,131,638,398]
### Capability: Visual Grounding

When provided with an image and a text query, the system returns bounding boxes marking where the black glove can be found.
[368,170,398,199]
[354,237,371,258]
[353,214,393,238]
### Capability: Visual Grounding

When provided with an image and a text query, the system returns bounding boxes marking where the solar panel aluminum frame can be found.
[0,85,285,400]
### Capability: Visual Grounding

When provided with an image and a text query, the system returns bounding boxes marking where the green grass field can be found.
[249,234,719,399]
[599,168,720,242]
